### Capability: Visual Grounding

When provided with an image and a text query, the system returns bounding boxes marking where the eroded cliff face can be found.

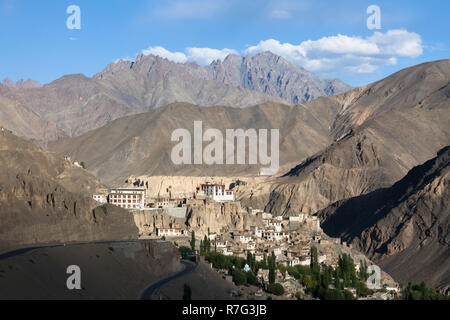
[0,129,138,251]
[185,201,247,236]
[133,210,183,235]
[133,200,251,238]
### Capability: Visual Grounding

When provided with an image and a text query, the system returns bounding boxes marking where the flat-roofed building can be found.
[108,188,146,210]
[157,227,183,237]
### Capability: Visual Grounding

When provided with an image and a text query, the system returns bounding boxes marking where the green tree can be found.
[268,252,276,285]
[246,271,258,286]
[190,231,196,252]
[310,246,320,278]
[278,264,287,277]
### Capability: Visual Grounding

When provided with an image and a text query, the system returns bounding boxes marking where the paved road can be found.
[139,259,198,300]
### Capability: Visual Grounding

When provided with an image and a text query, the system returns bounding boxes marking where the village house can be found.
[93,194,107,204]
[208,233,217,241]
[383,284,400,294]
[261,212,272,220]
[299,256,311,266]
[157,227,183,237]
[215,240,228,248]
[288,256,301,267]
[250,226,263,238]
[289,213,306,223]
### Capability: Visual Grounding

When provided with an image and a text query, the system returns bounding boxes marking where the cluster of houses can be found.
[208,210,338,270]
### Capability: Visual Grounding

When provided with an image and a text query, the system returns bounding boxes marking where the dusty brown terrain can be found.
[0,241,182,299]
[317,147,449,292]
[158,261,241,300]
[49,101,336,184]
[244,59,450,215]
[0,128,138,252]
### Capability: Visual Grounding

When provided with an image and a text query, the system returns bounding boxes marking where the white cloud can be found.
[141,46,237,65]
[130,29,422,75]
[367,29,422,58]
[186,47,238,65]
[142,46,188,63]
[244,29,422,73]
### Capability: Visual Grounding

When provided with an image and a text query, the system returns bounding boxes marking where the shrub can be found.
[246,272,258,286]
[232,269,247,286]
[267,283,284,296]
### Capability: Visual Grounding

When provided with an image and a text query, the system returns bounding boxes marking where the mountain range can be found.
[0,51,351,141]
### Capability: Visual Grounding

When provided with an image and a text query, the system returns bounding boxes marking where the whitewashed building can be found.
[93,194,107,204]
[157,227,183,237]
[109,188,146,209]
[201,183,234,202]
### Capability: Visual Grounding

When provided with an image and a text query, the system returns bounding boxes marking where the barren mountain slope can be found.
[49,101,340,185]
[317,146,449,292]
[0,128,138,251]
[244,60,450,215]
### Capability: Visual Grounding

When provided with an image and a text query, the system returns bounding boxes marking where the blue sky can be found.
[0,0,448,86]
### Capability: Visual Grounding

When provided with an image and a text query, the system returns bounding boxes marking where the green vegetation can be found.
[268,252,276,285]
[204,251,246,270]
[190,231,196,252]
[232,269,247,286]
[200,235,211,256]
[79,161,85,169]
[267,283,284,295]
[402,282,449,300]
[246,271,258,286]
[202,241,448,300]
[178,246,193,256]
[285,250,373,300]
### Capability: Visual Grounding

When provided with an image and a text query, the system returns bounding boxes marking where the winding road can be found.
[139,259,198,300]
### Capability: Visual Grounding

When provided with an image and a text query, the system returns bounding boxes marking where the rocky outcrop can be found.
[133,210,183,235]
[204,51,352,104]
[185,201,247,236]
